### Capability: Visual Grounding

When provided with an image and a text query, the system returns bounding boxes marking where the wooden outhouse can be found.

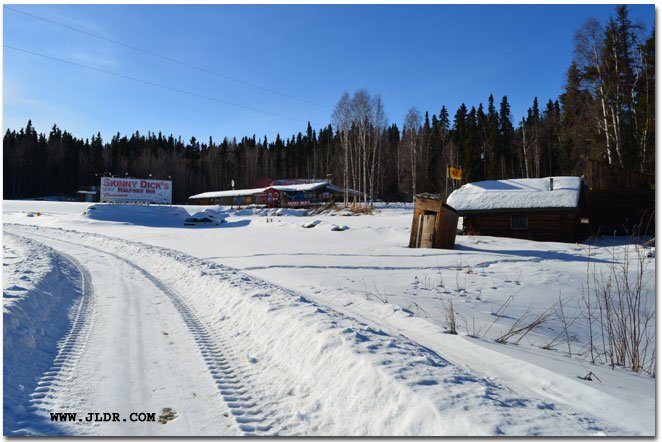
[409,193,459,249]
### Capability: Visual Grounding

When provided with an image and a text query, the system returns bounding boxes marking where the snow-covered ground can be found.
[3,200,655,436]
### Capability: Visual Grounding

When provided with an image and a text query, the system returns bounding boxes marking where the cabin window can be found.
[510,215,528,229]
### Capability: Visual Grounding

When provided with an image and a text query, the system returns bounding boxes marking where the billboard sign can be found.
[100,177,172,204]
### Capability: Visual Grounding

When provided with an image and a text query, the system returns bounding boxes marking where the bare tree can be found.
[333,90,387,208]
[403,107,422,202]
[351,90,372,205]
[574,18,619,165]
[368,94,386,206]
[520,117,530,178]
[332,92,352,207]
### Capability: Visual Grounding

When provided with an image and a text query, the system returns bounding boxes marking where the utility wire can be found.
[5,44,305,122]
[5,6,331,110]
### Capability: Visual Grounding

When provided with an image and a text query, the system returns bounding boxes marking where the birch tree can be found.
[403,107,422,202]
[332,92,352,207]
[333,90,386,207]
[574,18,617,165]
[368,94,386,206]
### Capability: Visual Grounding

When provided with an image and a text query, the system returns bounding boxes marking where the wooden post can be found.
[445,164,449,201]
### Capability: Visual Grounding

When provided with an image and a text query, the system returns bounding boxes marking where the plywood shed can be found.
[446,176,588,243]
[409,193,459,249]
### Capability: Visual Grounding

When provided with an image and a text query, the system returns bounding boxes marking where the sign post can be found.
[449,166,462,181]
[446,165,462,201]
[445,164,449,201]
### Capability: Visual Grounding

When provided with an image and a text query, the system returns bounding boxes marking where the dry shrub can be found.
[349,204,373,215]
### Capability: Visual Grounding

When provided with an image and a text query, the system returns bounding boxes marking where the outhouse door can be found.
[418,213,436,248]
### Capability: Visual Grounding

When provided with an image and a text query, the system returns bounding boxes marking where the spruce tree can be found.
[497,96,514,178]
[485,94,499,179]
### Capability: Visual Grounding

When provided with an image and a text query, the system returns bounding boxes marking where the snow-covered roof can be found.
[189,187,267,200]
[446,176,583,213]
[269,182,329,192]
[325,183,362,195]
[189,181,360,200]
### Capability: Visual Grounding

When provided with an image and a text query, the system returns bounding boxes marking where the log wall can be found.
[464,212,583,243]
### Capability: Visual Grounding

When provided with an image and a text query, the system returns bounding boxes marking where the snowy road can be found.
[4,223,635,436]
[6,232,245,436]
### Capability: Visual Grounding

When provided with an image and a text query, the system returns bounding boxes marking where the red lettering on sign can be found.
[141,181,163,189]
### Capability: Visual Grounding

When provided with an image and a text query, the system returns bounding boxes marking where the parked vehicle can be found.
[184,209,227,226]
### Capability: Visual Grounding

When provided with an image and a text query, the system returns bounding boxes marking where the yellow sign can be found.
[449,166,462,180]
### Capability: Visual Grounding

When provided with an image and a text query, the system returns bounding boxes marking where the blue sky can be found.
[3,4,655,143]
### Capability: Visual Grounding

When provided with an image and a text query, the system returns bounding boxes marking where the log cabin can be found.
[446,176,589,243]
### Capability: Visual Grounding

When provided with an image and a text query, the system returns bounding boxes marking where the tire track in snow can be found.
[18,231,271,436]
[6,232,96,436]
[116,257,272,435]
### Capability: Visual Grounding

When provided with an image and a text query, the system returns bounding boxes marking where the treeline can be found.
[3,5,654,204]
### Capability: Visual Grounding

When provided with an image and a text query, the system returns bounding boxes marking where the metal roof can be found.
[188,182,361,200]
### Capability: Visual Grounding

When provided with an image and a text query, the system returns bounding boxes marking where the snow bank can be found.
[3,234,50,311]
[446,176,582,212]
[234,207,306,217]
[83,204,190,227]
[3,234,84,434]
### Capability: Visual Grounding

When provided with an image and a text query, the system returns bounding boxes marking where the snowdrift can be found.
[3,234,85,434]
[83,204,190,227]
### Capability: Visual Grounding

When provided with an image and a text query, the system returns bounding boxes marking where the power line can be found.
[5,6,331,111]
[5,44,305,123]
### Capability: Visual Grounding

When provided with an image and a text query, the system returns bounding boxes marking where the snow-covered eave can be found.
[188,188,266,200]
[456,206,582,216]
[325,183,362,196]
